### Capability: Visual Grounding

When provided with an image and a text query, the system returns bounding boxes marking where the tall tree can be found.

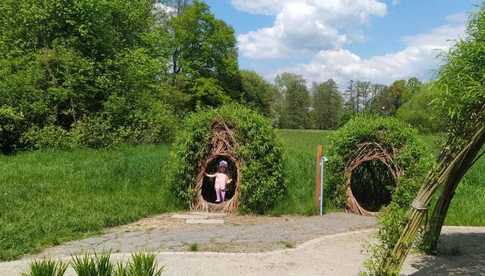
[169,0,240,108]
[275,73,311,129]
[240,70,275,117]
[312,79,343,129]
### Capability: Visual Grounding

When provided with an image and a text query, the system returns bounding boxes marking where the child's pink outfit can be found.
[206,173,230,202]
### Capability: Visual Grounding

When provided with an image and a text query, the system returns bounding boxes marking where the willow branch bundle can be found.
[345,142,402,216]
[381,125,485,274]
[192,119,241,213]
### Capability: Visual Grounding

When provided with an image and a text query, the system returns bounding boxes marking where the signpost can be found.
[315,145,327,216]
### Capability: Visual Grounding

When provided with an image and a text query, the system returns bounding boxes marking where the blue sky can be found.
[204,0,478,87]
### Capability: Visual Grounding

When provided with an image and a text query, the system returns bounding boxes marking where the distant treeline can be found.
[0,0,442,153]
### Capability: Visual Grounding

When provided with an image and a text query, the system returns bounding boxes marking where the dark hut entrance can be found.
[192,120,241,213]
[201,155,238,203]
[345,143,402,216]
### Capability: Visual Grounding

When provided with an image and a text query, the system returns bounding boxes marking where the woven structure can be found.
[192,120,241,213]
[168,104,285,214]
[344,142,403,216]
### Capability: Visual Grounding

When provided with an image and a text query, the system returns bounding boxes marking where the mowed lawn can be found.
[0,130,484,260]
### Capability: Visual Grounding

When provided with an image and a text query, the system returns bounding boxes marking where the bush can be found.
[327,116,432,209]
[120,102,177,145]
[0,105,26,153]
[22,125,75,150]
[327,116,434,274]
[71,115,119,149]
[167,104,286,214]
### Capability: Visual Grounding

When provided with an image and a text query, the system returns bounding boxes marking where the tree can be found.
[169,0,240,108]
[240,70,275,117]
[0,0,175,150]
[396,83,445,133]
[312,79,343,129]
[366,6,485,274]
[274,73,311,129]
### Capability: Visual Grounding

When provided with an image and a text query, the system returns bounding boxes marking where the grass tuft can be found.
[23,259,68,276]
[116,253,164,276]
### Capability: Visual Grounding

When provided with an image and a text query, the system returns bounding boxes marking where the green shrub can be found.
[327,116,434,274]
[22,125,75,150]
[121,102,177,145]
[327,115,433,209]
[23,259,67,276]
[71,115,119,149]
[167,104,286,214]
[0,105,26,153]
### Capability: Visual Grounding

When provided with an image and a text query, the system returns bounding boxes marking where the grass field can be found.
[0,130,483,260]
[0,145,176,261]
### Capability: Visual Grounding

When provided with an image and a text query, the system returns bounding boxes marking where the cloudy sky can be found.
[205,0,477,87]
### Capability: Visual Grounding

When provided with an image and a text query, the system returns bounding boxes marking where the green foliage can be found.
[274,73,311,129]
[170,0,241,108]
[23,260,68,276]
[0,105,26,153]
[116,253,163,276]
[396,83,445,133]
[71,115,119,149]
[239,70,275,117]
[435,6,485,147]
[22,125,75,150]
[326,116,433,274]
[72,253,113,276]
[326,117,433,275]
[0,0,176,152]
[312,79,343,130]
[167,104,286,213]
[327,116,433,208]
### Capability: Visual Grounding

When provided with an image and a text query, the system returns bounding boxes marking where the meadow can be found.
[0,130,483,260]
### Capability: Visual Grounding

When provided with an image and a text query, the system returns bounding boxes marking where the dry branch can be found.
[191,119,241,213]
[345,142,402,216]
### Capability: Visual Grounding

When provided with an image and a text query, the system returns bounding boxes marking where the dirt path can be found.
[1,213,484,275]
[29,212,377,257]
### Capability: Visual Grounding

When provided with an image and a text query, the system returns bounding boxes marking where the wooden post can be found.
[315,145,324,210]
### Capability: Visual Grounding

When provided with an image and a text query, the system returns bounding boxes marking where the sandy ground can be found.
[1,213,484,275]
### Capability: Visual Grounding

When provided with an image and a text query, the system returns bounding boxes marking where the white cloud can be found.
[284,17,466,86]
[236,0,387,59]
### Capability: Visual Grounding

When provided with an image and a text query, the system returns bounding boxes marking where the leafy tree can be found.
[169,0,240,108]
[0,0,175,151]
[274,73,311,129]
[240,70,275,117]
[312,79,343,129]
[396,83,445,133]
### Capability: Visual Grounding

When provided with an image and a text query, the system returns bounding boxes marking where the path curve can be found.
[1,212,484,275]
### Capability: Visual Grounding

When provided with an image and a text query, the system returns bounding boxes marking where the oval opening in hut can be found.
[349,159,395,212]
[202,156,238,204]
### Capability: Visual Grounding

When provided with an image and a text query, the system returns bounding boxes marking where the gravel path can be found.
[27,212,377,258]
[1,213,484,275]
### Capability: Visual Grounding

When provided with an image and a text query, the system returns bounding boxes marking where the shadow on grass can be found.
[409,232,485,275]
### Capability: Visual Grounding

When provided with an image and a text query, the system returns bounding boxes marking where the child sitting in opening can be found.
[205,160,232,203]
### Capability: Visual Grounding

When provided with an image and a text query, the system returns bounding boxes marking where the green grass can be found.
[1,129,484,261]
[0,145,178,261]
[270,129,334,215]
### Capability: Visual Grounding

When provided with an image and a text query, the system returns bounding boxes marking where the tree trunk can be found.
[380,126,485,274]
